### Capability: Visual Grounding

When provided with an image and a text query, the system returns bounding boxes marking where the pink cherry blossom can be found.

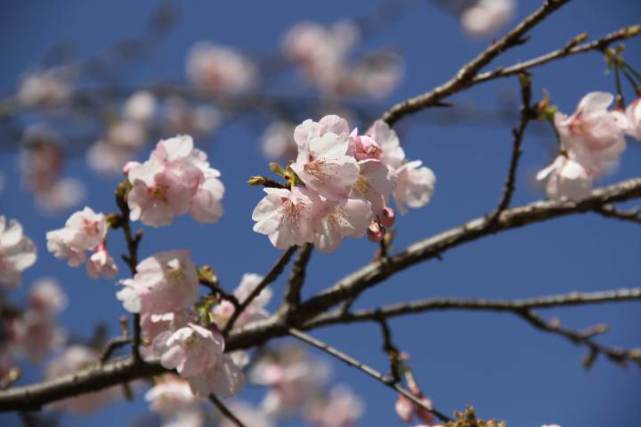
[625,97,641,140]
[28,278,67,315]
[262,121,298,161]
[350,159,394,214]
[186,354,245,398]
[393,160,436,214]
[291,120,359,200]
[145,375,199,417]
[123,90,157,125]
[164,97,221,136]
[394,393,434,425]
[342,53,404,99]
[555,92,628,177]
[86,243,118,279]
[536,155,593,201]
[461,0,515,38]
[11,310,65,362]
[252,187,319,249]
[312,197,372,252]
[45,346,119,413]
[126,135,224,227]
[367,120,406,170]
[304,385,364,427]
[18,68,71,107]
[155,323,224,377]
[187,42,256,97]
[212,273,270,329]
[87,141,136,176]
[117,250,198,315]
[46,207,108,267]
[0,217,37,289]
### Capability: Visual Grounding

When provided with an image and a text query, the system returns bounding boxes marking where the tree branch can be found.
[280,243,314,317]
[593,205,641,225]
[288,328,451,423]
[209,394,245,427]
[381,0,569,125]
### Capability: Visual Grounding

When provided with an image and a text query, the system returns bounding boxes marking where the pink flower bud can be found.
[381,206,396,228]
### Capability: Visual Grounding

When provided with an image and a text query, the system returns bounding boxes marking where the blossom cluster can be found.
[537,92,640,201]
[116,250,244,398]
[46,207,118,279]
[283,20,402,98]
[0,216,37,289]
[124,135,225,227]
[252,115,435,252]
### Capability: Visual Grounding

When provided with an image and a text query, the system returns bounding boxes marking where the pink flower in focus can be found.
[252,187,319,249]
[367,120,406,170]
[117,250,199,315]
[536,155,593,201]
[126,135,224,227]
[461,0,515,38]
[350,159,393,214]
[312,197,372,252]
[86,244,118,279]
[625,97,641,140]
[555,92,628,177]
[45,346,119,413]
[155,323,224,377]
[46,207,108,267]
[187,42,256,97]
[186,354,245,398]
[0,217,37,289]
[291,118,359,200]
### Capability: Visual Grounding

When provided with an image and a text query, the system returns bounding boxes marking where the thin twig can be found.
[209,394,246,427]
[594,205,641,225]
[489,73,532,224]
[288,328,451,423]
[223,246,297,334]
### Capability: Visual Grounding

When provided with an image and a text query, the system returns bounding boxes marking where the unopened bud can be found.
[380,207,396,228]
[367,221,384,242]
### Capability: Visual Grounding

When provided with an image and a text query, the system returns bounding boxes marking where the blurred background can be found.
[1,0,641,425]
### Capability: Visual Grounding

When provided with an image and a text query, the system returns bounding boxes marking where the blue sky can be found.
[1,0,641,426]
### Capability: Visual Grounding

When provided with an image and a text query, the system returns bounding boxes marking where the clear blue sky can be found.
[1,0,641,426]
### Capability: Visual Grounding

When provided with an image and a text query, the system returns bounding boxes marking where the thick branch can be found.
[2,178,641,412]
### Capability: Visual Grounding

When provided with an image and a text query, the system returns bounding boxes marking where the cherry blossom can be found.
[28,278,67,315]
[163,97,221,136]
[211,273,271,330]
[155,323,224,377]
[86,243,118,279]
[46,207,109,268]
[262,121,297,161]
[45,346,119,413]
[393,160,436,214]
[554,92,628,177]
[461,0,515,38]
[117,250,198,315]
[123,90,157,125]
[536,155,593,201]
[0,217,37,289]
[187,42,256,97]
[291,124,359,200]
[17,68,71,107]
[625,97,641,140]
[252,187,319,249]
[312,197,372,252]
[145,375,199,417]
[186,354,245,398]
[304,385,365,427]
[125,135,224,227]
[11,309,65,363]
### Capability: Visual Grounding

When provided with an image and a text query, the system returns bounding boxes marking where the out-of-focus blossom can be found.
[341,53,404,99]
[46,207,109,268]
[625,97,641,140]
[304,385,365,427]
[394,394,434,425]
[87,141,136,176]
[164,97,221,136]
[45,345,119,413]
[145,375,199,417]
[211,273,270,330]
[21,125,85,211]
[0,217,37,289]
[28,278,67,315]
[125,135,224,227]
[261,121,297,161]
[11,309,65,362]
[555,92,628,177]
[187,42,257,97]
[536,155,592,201]
[117,250,198,315]
[251,346,330,418]
[461,0,515,38]
[163,409,205,427]
[123,90,157,124]
[17,68,71,107]
[219,401,274,427]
